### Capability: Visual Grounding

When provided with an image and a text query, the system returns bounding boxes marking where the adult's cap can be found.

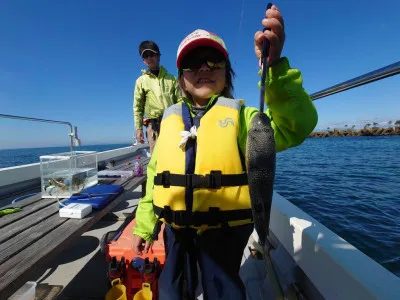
[139,40,160,57]
[141,48,159,57]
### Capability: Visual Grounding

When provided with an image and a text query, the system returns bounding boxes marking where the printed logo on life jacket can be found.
[218,118,234,128]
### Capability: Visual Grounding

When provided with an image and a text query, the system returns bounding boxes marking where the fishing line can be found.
[238,0,245,34]
[232,0,245,67]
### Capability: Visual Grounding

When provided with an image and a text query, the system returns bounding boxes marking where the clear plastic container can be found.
[40,151,98,198]
[8,281,37,300]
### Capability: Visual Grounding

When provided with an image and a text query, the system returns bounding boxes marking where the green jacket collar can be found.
[141,65,167,78]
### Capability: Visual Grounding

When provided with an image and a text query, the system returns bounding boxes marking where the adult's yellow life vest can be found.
[152,97,253,231]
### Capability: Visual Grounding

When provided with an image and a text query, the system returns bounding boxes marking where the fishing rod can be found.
[255,3,289,300]
[253,5,400,300]
[259,2,273,112]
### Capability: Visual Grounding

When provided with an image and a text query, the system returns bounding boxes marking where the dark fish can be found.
[246,112,276,247]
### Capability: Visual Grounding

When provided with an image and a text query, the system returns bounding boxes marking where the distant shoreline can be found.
[309,127,400,138]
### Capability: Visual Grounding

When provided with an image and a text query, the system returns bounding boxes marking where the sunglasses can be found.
[182,60,226,72]
[142,51,158,59]
[181,47,227,72]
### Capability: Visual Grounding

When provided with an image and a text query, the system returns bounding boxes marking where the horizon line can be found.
[0,142,132,151]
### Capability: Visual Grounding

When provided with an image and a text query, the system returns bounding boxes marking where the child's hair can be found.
[138,41,160,56]
[178,61,236,99]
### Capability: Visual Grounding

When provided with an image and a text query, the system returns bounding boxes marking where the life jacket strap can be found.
[154,171,248,189]
[153,205,253,227]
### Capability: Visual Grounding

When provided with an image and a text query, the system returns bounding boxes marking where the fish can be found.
[246,112,276,247]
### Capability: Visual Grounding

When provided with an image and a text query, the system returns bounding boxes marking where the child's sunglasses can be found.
[181,60,226,72]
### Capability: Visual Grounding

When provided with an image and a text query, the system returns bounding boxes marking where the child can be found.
[133,5,318,299]
[133,40,181,154]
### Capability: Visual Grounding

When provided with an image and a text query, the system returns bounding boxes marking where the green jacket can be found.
[134,57,318,241]
[133,66,181,130]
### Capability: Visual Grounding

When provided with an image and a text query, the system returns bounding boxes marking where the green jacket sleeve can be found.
[238,57,318,155]
[133,77,145,130]
[133,143,159,242]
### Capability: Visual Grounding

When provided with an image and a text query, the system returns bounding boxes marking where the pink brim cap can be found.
[176,29,229,69]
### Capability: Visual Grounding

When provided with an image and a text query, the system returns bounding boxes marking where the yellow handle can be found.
[133,283,153,300]
[111,278,121,286]
[105,278,127,300]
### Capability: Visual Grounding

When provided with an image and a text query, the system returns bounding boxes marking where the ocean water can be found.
[0,137,399,277]
[0,144,131,169]
[274,136,400,277]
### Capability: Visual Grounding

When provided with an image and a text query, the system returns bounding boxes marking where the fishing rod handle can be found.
[261,3,273,64]
[259,3,273,112]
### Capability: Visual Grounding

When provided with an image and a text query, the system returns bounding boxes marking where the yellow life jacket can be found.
[152,97,253,231]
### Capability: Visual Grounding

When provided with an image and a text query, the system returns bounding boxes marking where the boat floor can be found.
[28,185,271,300]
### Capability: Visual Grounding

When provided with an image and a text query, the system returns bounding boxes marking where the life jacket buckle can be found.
[186,172,222,189]
[207,171,222,189]
[195,174,209,189]
[187,174,215,189]
[162,171,171,188]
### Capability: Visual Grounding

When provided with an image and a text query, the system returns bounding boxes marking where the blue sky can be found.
[1,0,399,149]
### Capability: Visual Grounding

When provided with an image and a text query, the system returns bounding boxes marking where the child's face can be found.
[181,47,226,105]
[142,51,160,70]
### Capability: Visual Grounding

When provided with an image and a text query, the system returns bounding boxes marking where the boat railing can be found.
[310,61,400,100]
[0,114,81,152]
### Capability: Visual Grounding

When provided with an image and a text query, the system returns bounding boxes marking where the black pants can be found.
[158,223,254,300]
[148,117,162,135]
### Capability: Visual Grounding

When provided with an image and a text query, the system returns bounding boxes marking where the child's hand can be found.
[254,4,285,67]
[132,234,152,255]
